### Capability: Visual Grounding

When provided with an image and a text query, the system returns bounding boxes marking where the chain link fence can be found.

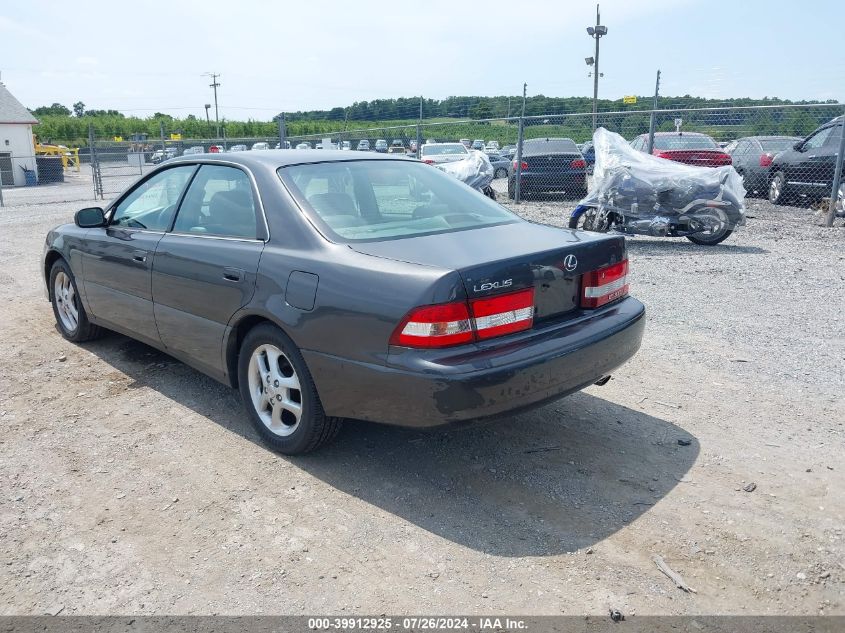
[3,104,842,223]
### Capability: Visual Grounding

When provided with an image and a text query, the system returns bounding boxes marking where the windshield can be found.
[278,160,517,242]
[653,135,718,150]
[421,144,468,156]
[522,138,578,155]
[760,138,796,152]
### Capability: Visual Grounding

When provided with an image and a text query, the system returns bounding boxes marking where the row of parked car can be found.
[503,115,843,203]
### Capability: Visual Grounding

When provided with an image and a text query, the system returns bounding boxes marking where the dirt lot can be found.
[0,179,843,616]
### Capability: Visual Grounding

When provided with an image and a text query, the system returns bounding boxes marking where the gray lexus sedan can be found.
[43,151,645,454]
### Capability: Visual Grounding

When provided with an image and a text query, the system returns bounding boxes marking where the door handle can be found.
[223,267,244,282]
[132,250,147,263]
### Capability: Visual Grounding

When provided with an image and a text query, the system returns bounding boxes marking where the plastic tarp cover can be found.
[581,128,746,219]
[435,150,495,191]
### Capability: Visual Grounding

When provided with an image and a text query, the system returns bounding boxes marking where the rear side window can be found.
[172,164,258,239]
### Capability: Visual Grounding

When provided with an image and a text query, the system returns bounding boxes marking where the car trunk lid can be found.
[656,149,732,167]
[349,222,626,322]
[523,152,582,173]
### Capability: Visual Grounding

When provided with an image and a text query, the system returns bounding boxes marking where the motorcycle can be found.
[434,150,497,200]
[570,128,746,246]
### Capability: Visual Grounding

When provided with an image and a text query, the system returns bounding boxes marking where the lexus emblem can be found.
[563,254,578,272]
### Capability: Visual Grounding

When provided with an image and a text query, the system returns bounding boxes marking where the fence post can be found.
[514,83,527,204]
[89,123,102,200]
[826,113,845,227]
[0,157,4,207]
[278,113,286,148]
[647,69,661,154]
[416,96,423,159]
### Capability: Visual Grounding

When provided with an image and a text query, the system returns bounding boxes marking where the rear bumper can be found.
[304,297,645,428]
[513,172,586,192]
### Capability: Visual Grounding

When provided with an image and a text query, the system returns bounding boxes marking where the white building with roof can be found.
[0,82,39,187]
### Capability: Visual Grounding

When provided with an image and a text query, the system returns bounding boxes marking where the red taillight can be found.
[390,289,536,348]
[581,260,629,308]
[470,288,535,340]
[390,301,473,348]
[759,153,774,167]
[570,158,586,169]
[654,151,671,159]
[513,160,528,170]
[423,158,435,165]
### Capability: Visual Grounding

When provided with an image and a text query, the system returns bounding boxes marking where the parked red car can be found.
[630,132,731,167]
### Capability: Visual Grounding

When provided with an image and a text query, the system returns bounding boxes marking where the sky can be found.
[1,0,843,120]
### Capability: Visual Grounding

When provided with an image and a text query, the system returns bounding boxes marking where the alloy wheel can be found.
[247,344,303,437]
[53,271,79,332]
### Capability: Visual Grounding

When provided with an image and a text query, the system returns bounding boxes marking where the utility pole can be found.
[647,69,661,154]
[204,73,221,139]
[586,5,608,131]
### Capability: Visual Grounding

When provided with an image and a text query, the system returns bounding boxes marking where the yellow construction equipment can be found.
[33,135,80,171]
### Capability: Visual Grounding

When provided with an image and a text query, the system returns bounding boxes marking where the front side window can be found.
[172,164,258,239]
[111,166,195,231]
[280,160,517,242]
[802,127,833,151]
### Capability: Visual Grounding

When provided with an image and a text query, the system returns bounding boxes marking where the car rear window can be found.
[759,139,796,152]
[522,138,579,155]
[278,160,517,242]
[653,135,718,150]
[421,144,468,156]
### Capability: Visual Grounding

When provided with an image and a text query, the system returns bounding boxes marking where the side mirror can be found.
[793,141,804,151]
[74,207,106,228]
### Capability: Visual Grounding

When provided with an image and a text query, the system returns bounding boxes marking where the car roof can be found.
[166,150,415,168]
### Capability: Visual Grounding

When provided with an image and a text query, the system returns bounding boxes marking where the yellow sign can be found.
[623,96,637,104]
[170,133,182,140]
[113,136,123,142]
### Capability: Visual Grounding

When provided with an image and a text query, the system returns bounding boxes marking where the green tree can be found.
[72,101,85,117]
[33,103,71,116]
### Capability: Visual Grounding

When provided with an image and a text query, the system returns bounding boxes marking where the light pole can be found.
[203,73,221,138]
[586,4,607,131]
[204,104,211,137]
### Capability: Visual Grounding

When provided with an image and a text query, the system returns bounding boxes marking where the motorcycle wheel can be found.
[569,206,610,232]
[686,228,733,246]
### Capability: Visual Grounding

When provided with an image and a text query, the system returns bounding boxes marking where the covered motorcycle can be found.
[570,128,746,245]
[435,150,497,200]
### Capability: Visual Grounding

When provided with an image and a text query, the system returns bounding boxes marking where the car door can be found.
[152,163,266,378]
[813,123,843,190]
[789,125,835,190]
[81,165,197,345]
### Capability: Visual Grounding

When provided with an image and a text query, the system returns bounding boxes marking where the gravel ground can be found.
[0,178,843,616]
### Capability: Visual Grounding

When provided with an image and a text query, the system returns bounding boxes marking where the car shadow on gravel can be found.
[89,334,698,558]
[626,239,768,256]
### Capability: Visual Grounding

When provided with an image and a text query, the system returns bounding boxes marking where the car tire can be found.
[494,168,507,179]
[238,323,342,455]
[49,259,102,343]
[768,170,789,205]
[507,179,515,199]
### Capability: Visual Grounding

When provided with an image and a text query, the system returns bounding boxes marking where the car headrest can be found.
[307,192,358,216]
[208,190,256,236]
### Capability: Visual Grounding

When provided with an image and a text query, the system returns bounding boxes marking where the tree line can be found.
[29,95,841,146]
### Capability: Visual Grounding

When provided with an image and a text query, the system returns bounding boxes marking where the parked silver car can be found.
[420,142,469,165]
